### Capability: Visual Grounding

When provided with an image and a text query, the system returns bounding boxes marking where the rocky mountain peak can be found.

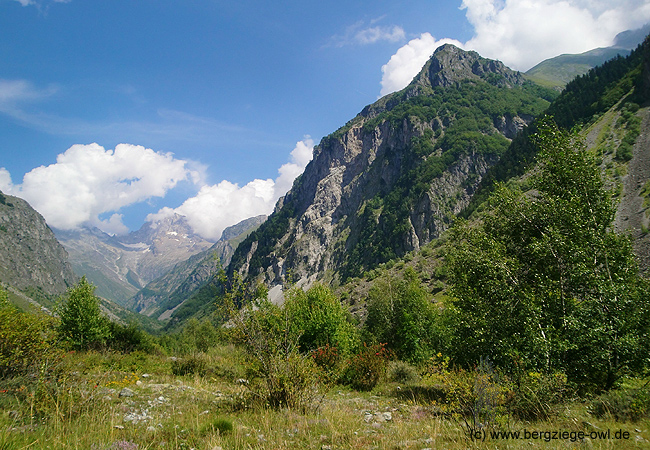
[122,213,200,246]
[412,44,525,89]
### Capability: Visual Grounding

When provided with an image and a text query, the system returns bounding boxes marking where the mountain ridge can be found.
[0,191,77,303]
[228,43,556,289]
[55,214,215,305]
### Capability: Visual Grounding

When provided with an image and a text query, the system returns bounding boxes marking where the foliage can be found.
[445,119,650,392]
[590,383,650,422]
[546,38,646,129]
[507,370,569,421]
[106,321,155,353]
[170,353,209,376]
[342,343,393,391]
[0,286,60,378]
[199,417,234,436]
[284,283,358,356]
[310,344,342,382]
[342,79,551,279]
[465,37,649,219]
[615,101,642,162]
[220,272,326,410]
[364,268,439,363]
[388,360,419,384]
[57,276,110,351]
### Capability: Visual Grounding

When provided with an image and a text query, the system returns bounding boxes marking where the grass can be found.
[0,348,647,450]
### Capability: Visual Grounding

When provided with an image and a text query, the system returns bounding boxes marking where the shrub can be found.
[507,371,569,421]
[247,349,325,410]
[284,284,359,356]
[365,268,438,363]
[388,360,419,384]
[343,343,393,391]
[200,417,234,436]
[0,293,60,378]
[311,344,340,373]
[171,354,208,376]
[591,386,650,422]
[57,277,110,351]
[223,276,328,410]
[107,322,154,353]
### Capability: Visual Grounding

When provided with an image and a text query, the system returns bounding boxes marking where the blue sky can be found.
[1,0,648,240]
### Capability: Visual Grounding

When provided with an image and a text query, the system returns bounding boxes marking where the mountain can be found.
[525,23,650,89]
[128,215,266,319]
[54,214,215,305]
[227,44,557,289]
[0,191,77,304]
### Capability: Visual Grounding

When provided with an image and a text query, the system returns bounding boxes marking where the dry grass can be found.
[0,347,649,450]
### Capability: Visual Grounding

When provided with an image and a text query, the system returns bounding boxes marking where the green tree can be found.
[445,118,650,391]
[284,283,359,356]
[364,267,438,363]
[57,276,110,350]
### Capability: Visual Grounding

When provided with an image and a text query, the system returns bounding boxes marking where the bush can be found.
[107,322,154,353]
[171,354,209,376]
[311,344,342,382]
[507,371,569,421]
[223,276,328,410]
[284,283,359,356]
[591,386,650,422]
[342,343,393,391]
[200,417,234,436]
[388,360,419,384]
[247,349,325,410]
[364,268,438,363]
[0,292,60,378]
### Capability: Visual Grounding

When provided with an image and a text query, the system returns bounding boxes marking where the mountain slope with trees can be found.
[228,44,557,288]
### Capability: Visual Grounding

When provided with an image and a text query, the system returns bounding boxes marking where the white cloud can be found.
[0,79,56,107]
[460,0,650,71]
[13,0,70,6]
[378,0,650,96]
[379,33,464,97]
[355,25,406,45]
[328,20,406,47]
[2,143,198,234]
[0,168,14,193]
[148,137,314,241]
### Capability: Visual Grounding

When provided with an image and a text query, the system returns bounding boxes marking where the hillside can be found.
[228,44,557,289]
[0,191,77,304]
[525,23,649,89]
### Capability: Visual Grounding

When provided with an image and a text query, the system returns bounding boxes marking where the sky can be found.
[0,0,648,240]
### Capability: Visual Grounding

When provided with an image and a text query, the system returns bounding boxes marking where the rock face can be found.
[230,44,553,287]
[0,191,77,299]
[55,214,215,305]
[129,215,267,317]
[413,44,525,89]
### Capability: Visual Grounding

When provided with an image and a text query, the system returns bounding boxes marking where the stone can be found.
[119,388,135,398]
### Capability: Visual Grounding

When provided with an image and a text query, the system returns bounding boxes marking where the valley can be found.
[1,23,650,450]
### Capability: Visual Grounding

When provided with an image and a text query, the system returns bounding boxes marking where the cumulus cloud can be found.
[1,143,198,234]
[0,168,14,193]
[148,137,315,241]
[378,0,650,96]
[379,33,464,97]
[461,0,650,71]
